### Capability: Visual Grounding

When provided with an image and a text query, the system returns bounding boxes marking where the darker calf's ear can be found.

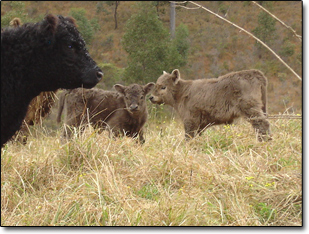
[144,82,155,95]
[114,84,125,95]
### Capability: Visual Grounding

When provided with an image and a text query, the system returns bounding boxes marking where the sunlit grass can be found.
[1,117,302,226]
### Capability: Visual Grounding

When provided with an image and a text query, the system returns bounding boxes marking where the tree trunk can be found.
[170,1,175,38]
[114,1,120,29]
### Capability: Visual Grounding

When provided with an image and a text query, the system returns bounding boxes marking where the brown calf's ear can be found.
[144,82,155,95]
[171,69,181,84]
[114,84,125,95]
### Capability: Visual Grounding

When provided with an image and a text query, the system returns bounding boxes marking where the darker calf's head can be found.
[149,69,181,106]
[114,83,155,114]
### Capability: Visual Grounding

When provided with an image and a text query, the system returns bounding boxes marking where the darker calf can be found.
[57,83,154,143]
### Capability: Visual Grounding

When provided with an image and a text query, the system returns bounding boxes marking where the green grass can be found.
[1,117,302,226]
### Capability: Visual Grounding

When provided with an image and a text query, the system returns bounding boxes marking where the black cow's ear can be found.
[144,82,155,95]
[42,14,59,35]
[64,16,77,27]
[114,84,125,95]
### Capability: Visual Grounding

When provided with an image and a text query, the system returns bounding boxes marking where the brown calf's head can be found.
[149,69,181,106]
[114,83,155,114]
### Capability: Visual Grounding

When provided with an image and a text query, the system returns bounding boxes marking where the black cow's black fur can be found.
[1,14,103,147]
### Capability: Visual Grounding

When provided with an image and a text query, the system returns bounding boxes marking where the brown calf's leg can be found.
[250,118,272,142]
[184,119,200,140]
[246,113,272,142]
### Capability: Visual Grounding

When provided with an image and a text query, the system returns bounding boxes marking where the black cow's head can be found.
[36,14,103,89]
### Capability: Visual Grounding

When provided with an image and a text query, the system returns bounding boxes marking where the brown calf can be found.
[149,69,271,141]
[57,83,154,143]
[14,91,57,144]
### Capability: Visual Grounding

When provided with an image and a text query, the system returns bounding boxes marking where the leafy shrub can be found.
[173,23,190,67]
[252,11,277,47]
[280,41,295,57]
[101,34,114,52]
[96,1,110,14]
[70,8,95,45]
[1,1,30,28]
[97,63,124,89]
[122,2,187,84]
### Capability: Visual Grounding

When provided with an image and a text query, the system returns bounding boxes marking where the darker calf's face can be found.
[114,83,155,114]
[38,15,103,89]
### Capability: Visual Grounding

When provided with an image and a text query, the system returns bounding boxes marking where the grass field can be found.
[1,115,302,226]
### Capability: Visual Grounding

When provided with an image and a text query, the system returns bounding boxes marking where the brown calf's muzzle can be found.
[149,95,162,104]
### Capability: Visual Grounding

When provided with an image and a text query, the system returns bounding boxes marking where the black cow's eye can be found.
[67,41,78,50]
[161,86,166,90]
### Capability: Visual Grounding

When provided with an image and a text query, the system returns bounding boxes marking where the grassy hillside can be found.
[1,117,302,226]
[1,1,302,226]
[1,1,302,113]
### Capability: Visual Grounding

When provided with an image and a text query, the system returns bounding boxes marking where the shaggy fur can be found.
[13,91,57,144]
[57,83,154,143]
[8,18,58,144]
[1,14,103,147]
[150,69,271,141]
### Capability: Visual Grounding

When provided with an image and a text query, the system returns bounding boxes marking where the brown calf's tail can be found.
[261,84,267,116]
[259,72,268,116]
[253,70,268,116]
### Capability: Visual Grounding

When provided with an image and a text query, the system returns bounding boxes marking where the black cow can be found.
[1,14,103,147]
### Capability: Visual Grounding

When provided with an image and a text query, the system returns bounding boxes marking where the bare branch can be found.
[252,1,302,42]
[176,5,201,10]
[171,1,201,10]
[174,4,200,10]
[180,1,302,81]
[170,1,187,4]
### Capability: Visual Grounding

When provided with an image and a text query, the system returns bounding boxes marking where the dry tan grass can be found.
[1,116,302,226]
